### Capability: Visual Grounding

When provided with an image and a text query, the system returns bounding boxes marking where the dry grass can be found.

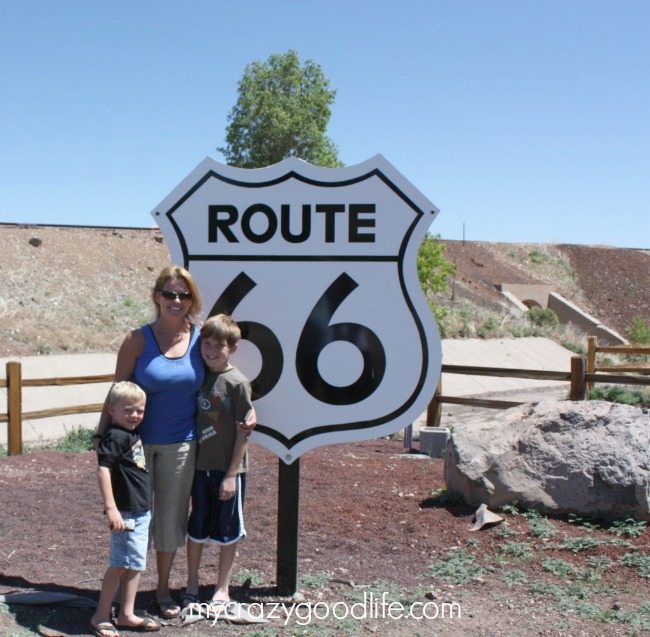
[1,224,648,356]
[0,225,169,356]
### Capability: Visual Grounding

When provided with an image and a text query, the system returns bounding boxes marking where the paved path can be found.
[0,353,116,446]
[1,337,576,446]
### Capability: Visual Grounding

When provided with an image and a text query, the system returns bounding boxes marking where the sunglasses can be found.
[160,290,192,301]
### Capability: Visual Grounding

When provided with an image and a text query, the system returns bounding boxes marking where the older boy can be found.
[183,314,253,615]
[90,381,160,636]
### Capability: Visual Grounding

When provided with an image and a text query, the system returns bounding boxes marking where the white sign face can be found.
[152,154,441,462]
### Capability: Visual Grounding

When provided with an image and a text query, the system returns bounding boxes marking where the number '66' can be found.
[209,272,386,405]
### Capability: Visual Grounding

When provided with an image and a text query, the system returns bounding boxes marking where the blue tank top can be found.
[133,324,205,445]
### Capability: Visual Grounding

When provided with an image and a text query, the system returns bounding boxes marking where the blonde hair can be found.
[152,265,202,324]
[200,313,241,347]
[108,381,146,406]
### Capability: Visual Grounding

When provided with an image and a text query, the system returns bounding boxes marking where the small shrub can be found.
[542,557,576,577]
[499,502,521,516]
[300,572,331,589]
[567,514,602,532]
[609,518,647,538]
[589,385,650,406]
[582,556,614,581]
[477,316,499,339]
[55,426,95,452]
[499,541,534,559]
[429,549,486,584]
[431,305,450,338]
[502,569,528,587]
[560,331,587,355]
[524,510,558,538]
[36,343,53,355]
[620,552,650,578]
[235,568,265,587]
[627,316,650,344]
[528,306,559,328]
[528,249,550,265]
[554,536,604,552]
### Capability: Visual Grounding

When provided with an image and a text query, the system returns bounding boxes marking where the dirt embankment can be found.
[437,240,649,338]
[0,223,648,357]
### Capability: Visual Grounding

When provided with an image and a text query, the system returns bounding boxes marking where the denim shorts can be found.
[108,510,151,571]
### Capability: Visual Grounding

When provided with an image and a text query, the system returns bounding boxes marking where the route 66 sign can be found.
[152,154,441,463]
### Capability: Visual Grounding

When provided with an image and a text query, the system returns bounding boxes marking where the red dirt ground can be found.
[2,438,649,636]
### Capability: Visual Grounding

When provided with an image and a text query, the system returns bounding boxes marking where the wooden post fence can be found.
[570,355,587,400]
[1,362,113,455]
[3,352,650,455]
[7,362,22,456]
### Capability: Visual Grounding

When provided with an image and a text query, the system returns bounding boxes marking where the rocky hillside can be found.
[0,223,648,356]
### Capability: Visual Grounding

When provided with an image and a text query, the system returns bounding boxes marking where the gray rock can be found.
[444,400,650,520]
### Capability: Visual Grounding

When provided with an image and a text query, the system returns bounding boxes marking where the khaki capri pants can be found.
[144,440,196,553]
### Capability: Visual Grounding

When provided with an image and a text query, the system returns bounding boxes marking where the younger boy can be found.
[183,314,253,614]
[90,381,160,636]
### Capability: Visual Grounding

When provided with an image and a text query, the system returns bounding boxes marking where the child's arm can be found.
[219,427,249,501]
[97,466,126,532]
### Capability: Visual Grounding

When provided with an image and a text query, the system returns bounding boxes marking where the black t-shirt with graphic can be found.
[97,424,150,513]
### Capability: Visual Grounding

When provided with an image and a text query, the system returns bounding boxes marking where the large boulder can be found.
[444,400,650,520]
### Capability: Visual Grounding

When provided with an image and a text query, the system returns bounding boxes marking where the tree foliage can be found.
[219,50,342,168]
[417,233,456,333]
[417,233,455,295]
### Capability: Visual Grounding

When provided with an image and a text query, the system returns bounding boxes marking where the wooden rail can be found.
[1,362,114,455]
[586,336,650,392]
[3,350,650,455]
[427,352,649,426]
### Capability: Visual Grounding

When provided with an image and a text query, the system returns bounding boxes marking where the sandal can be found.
[156,599,181,619]
[116,617,161,632]
[203,600,229,620]
[90,621,120,637]
[180,592,201,608]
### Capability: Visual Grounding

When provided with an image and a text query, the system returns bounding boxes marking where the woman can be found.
[97,265,253,618]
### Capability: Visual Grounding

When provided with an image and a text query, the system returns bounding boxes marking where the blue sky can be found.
[1,1,648,248]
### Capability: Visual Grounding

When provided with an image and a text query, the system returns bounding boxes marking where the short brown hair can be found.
[200,314,241,347]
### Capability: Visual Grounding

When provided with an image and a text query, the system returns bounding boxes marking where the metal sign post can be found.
[276,458,300,595]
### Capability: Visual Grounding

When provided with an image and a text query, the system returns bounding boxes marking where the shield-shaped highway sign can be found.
[152,154,441,462]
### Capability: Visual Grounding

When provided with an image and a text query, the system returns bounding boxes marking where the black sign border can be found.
[158,167,437,450]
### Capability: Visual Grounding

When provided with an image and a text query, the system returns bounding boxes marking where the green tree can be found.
[417,233,456,334]
[219,50,342,168]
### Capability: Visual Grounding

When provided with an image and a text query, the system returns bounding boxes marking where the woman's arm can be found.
[96,328,144,435]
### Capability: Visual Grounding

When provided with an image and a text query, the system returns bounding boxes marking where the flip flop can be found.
[115,617,161,632]
[90,621,120,637]
[156,599,181,619]
[180,592,201,608]
[200,601,269,624]
[202,600,228,620]
[221,602,269,625]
